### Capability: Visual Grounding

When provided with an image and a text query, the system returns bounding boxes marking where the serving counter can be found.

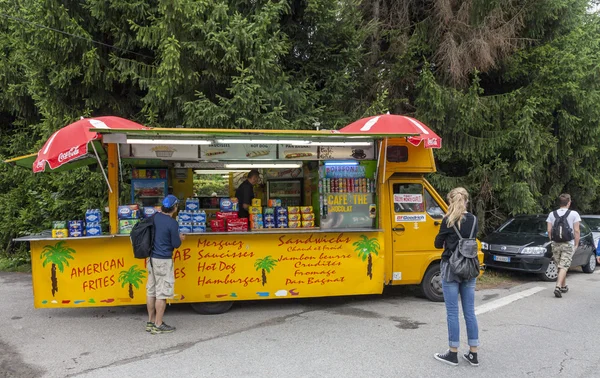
[21,228,385,308]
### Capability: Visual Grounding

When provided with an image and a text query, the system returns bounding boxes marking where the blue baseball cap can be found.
[162,195,179,208]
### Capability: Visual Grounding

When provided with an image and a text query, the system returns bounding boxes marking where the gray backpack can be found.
[449,217,480,280]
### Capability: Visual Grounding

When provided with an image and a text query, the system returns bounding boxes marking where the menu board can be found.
[318,144,375,160]
[129,144,199,160]
[200,144,277,160]
[277,144,319,160]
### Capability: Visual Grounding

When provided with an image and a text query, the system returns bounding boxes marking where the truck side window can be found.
[424,190,445,220]
[393,184,424,212]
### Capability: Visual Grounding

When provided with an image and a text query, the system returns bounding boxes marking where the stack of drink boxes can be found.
[178,198,206,233]
[84,209,102,236]
[51,221,68,238]
[288,206,315,228]
[250,199,264,230]
[118,205,141,234]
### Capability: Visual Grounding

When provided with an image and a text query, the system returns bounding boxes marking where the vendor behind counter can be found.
[235,170,259,219]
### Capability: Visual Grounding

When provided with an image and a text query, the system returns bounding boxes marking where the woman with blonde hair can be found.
[433,187,480,367]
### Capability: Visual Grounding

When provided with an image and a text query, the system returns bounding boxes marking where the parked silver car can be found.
[581,215,600,248]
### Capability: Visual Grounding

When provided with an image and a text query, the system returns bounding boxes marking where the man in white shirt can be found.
[546,193,581,298]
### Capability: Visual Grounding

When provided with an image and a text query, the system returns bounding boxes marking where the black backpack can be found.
[130,215,155,259]
[551,210,573,242]
[449,217,480,280]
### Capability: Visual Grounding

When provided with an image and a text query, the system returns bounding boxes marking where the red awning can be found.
[340,114,442,148]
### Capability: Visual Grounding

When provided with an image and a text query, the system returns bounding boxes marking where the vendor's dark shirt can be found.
[152,212,181,259]
[434,213,478,260]
[235,179,255,219]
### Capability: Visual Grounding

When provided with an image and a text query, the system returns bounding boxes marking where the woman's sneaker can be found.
[463,352,479,366]
[560,285,569,293]
[145,322,155,332]
[434,350,458,366]
[151,323,176,334]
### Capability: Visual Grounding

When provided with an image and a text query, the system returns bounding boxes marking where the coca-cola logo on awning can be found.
[58,147,80,163]
[35,160,45,169]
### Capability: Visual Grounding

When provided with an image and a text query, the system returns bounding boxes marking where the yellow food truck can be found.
[8,124,482,314]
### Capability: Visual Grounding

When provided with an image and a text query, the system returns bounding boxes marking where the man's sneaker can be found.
[463,352,479,366]
[560,285,569,293]
[145,322,154,332]
[151,322,176,334]
[434,350,458,366]
[554,286,562,298]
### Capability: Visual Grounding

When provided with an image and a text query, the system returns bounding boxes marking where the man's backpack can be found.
[449,217,480,280]
[130,215,155,259]
[551,210,573,242]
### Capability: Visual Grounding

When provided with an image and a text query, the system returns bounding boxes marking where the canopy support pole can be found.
[91,142,113,194]
[382,137,388,184]
[107,144,119,235]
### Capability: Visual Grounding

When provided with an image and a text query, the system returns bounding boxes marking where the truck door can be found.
[388,180,445,285]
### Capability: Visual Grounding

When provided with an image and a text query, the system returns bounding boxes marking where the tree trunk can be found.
[367,253,373,280]
[51,264,58,296]
[371,0,380,66]
[129,283,134,299]
[262,269,267,286]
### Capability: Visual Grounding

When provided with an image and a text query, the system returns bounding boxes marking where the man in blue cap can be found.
[146,194,185,334]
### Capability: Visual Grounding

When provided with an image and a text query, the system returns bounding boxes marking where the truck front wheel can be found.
[190,301,234,315]
[421,263,444,302]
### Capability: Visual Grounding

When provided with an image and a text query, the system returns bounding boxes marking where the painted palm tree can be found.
[353,235,380,280]
[254,256,278,286]
[41,241,76,296]
[118,265,147,299]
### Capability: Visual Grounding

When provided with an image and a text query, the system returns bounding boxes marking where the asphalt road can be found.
[2,269,600,378]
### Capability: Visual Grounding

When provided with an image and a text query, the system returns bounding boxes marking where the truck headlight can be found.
[521,247,546,255]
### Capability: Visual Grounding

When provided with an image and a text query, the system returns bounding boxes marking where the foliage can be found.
[194,175,229,197]
[0,0,599,253]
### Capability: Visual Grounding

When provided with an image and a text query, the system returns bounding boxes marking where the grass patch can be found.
[0,250,32,273]
[477,268,534,290]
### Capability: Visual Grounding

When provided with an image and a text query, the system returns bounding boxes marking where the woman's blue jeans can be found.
[442,278,480,348]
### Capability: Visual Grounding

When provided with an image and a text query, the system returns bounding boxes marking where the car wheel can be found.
[582,253,597,273]
[421,263,444,302]
[539,260,558,281]
[190,301,234,315]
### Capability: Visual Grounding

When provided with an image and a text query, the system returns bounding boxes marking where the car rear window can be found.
[499,218,547,234]
[583,217,600,230]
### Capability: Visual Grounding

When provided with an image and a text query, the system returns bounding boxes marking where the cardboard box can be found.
[191,211,206,223]
[52,229,68,238]
[288,214,301,221]
[252,198,262,207]
[85,223,102,236]
[178,211,193,223]
[119,219,140,234]
[220,198,235,212]
[287,206,300,214]
[300,206,313,214]
[178,223,192,233]
[192,223,206,233]
[249,206,262,214]
[302,213,315,221]
[185,198,200,211]
[288,221,301,228]
[301,221,315,228]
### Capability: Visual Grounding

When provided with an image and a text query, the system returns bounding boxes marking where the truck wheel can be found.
[190,301,234,315]
[582,253,597,273]
[421,263,444,302]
